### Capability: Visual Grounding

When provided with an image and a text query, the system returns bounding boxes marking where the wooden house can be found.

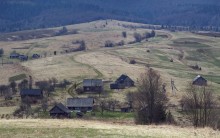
[49,103,71,118]
[20,89,43,100]
[192,75,207,86]
[66,98,94,112]
[110,74,134,89]
[83,79,103,92]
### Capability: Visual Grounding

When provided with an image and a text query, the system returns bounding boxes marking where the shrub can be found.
[129,59,136,64]
[105,40,115,47]
[122,31,127,38]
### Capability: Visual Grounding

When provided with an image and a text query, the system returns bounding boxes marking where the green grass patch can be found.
[170,39,211,49]
[93,111,134,119]
[0,127,149,138]
[9,73,27,82]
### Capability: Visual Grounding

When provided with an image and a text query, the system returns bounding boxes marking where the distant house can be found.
[19,55,28,61]
[66,98,94,112]
[120,103,132,112]
[120,107,131,113]
[192,75,207,86]
[20,89,43,99]
[32,54,40,59]
[83,79,103,92]
[49,103,71,118]
[110,74,134,89]
[10,53,20,59]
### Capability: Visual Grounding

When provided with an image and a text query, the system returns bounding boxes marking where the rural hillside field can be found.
[0,20,220,137]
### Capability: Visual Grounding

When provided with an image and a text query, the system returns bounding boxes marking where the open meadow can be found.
[0,119,219,138]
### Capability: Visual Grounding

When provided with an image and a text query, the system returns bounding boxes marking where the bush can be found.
[133,33,142,42]
[105,40,115,47]
[117,40,125,46]
[0,48,4,57]
[122,31,127,38]
[76,87,84,94]
[129,59,136,64]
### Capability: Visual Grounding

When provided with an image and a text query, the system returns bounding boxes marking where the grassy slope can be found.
[0,119,219,138]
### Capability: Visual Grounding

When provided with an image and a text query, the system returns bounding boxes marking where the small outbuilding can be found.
[110,74,134,89]
[49,103,71,118]
[67,98,94,112]
[83,79,103,92]
[192,75,207,86]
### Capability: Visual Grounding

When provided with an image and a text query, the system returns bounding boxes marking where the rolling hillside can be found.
[0,20,219,133]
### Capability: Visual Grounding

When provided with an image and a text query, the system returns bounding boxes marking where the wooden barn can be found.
[66,98,94,112]
[83,79,103,92]
[192,75,207,86]
[110,74,134,89]
[20,89,43,100]
[49,103,71,118]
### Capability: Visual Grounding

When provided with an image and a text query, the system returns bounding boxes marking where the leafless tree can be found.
[133,68,168,124]
[10,81,17,94]
[181,83,218,128]
[18,79,29,90]
[99,99,106,115]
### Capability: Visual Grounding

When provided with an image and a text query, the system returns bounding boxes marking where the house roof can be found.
[193,75,207,82]
[116,74,134,83]
[20,89,42,96]
[83,79,103,87]
[67,98,94,107]
[50,103,71,113]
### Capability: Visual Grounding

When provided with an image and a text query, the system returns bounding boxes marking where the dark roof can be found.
[50,103,71,113]
[193,75,207,82]
[192,75,207,86]
[83,79,103,87]
[67,98,94,107]
[20,89,42,96]
[116,74,134,83]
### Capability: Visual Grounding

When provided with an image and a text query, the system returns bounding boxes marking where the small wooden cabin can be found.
[83,79,103,92]
[110,74,134,89]
[49,103,71,118]
[192,75,207,86]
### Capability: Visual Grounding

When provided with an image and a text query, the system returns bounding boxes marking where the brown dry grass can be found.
[0,119,219,138]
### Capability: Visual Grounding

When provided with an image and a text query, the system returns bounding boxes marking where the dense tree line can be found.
[1,0,220,33]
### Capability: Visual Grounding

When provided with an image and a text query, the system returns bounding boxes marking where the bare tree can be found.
[10,81,17,94]
[133,68,168,124]
[181,83,217,128]
[99,99,106,115]
[41,98,48,112]
[18,79,29,90]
